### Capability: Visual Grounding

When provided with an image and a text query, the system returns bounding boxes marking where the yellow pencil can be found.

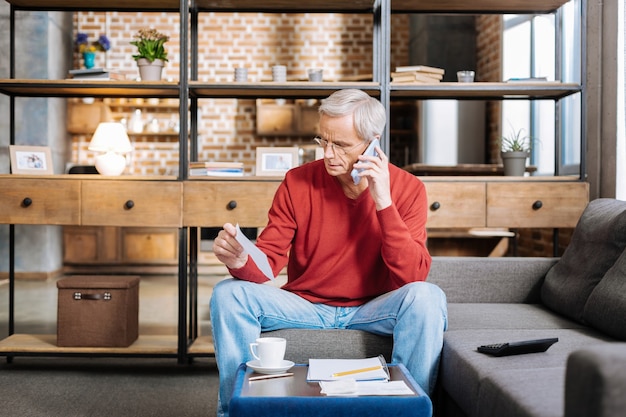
[332,365,383,377]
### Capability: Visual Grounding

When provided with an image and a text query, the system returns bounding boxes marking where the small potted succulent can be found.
[130,28,170,81]
[75,33,111,69]
[500,125,534,176]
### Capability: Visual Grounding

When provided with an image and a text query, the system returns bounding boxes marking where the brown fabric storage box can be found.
[57,275,140,347]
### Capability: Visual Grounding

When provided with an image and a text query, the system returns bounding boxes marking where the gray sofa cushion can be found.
[428,257,557,304]
[477,367,566,417]
[447,303,586,331]
[441,328,614,417]
[541,198,626,322]
[261,328,393,364]
[583,248,626,340]
[565,344,626,417]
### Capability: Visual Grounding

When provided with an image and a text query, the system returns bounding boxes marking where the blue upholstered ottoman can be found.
[229,363,432,417]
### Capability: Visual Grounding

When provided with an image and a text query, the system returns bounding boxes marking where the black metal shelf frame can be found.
[1,0,586,362]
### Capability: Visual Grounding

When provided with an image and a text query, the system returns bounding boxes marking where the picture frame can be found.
[256,147,299,176]
[9,145,54,175]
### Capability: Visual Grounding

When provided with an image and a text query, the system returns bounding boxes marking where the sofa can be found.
[264,198,626,417]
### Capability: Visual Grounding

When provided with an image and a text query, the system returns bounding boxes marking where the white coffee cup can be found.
[249,337,286,368]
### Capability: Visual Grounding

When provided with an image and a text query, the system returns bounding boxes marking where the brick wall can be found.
[71,12,409,175]
[476,15,503,164]
[72,11,566,257]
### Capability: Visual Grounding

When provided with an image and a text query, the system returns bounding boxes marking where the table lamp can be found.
[88,122,133,176]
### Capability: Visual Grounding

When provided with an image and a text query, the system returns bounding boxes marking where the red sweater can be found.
[229,159,431,306]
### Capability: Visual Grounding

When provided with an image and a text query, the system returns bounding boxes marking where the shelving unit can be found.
[2,0,191,362]
[0,0,588,362]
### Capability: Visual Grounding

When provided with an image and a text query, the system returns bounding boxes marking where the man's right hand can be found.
[213,223,248,270]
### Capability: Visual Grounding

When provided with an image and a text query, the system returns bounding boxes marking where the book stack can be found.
[391,65,445,84]
[189,161,244,177]
[68,68,126,81]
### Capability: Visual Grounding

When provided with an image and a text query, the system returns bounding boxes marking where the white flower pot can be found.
[137,58,165,81]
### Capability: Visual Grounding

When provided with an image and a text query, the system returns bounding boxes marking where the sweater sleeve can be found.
[226,180,295,283]
[376,174,431,286]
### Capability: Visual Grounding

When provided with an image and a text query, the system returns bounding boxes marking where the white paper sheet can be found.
[307,357,389,381]
[319,380,415,396]
[234,224,274,280]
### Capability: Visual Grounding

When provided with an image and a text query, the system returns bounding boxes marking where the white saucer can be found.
[246,359,295,375]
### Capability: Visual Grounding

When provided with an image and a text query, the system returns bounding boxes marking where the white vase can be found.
[137,58,165,81]
[501,151,530,176]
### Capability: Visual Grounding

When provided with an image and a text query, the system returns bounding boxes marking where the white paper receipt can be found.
[234,224,274,280]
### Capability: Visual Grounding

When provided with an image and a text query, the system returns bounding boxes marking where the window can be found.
[501,0,582,177]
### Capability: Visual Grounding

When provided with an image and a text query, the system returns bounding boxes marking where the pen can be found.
[249,372,294,381]
[332,365,383,378]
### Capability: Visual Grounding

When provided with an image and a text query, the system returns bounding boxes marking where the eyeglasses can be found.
[313,137,365,156]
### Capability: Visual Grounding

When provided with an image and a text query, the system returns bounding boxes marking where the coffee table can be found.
[229,363,432,417]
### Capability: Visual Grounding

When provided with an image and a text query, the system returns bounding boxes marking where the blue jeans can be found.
[210,279,448,417]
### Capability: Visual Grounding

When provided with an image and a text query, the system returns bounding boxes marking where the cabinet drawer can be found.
[82,181,182,227]
[184,181,281,227]
[423,182,486,228]
[487,182,589,228]
[0,178,80,225]
[121,227,178,264]
[63,226,119,263]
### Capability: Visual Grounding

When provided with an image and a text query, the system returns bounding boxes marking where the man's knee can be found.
[404,281,446,304]
[210,278,248,310]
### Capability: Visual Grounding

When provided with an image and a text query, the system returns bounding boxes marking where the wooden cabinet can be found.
[487,182,589,228]
[63,226,118,264]
[0,178,80,225]
[425,179,588,229]
[81,180,182,227]
[0,176,182,269]
[423,182,486,228]
[183,180,280,227]
[63,226,178,266]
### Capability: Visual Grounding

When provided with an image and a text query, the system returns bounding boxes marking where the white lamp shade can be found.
[89,122,132,176]
[88,122,133,154]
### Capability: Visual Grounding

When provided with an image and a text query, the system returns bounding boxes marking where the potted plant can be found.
[75,33,110,69]
[500,125,534,176]
[130,28,169,81]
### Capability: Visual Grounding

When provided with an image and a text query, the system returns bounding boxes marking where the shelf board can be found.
[0,174,178,180]
[0,334,179,356]
[195,0,375,13]
[187,335,215,356]
[391,0,569,14]
[128,131,180,137]
[6,0,180,12]
[0,80,180,99]
[391,82,581,100]
[190,81,380,99]
[6,0,569,13]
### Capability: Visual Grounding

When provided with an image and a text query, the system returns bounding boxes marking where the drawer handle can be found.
[430,201,441,211]
[73,292,111,301]
[124,200,135,210]
[532,200,543,210]
[21,197,33,207]
[227,200,237,210]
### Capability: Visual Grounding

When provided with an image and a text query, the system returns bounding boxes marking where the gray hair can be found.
[319,89,386,142]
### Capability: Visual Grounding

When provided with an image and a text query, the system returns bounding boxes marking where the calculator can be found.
[477,337,558,357]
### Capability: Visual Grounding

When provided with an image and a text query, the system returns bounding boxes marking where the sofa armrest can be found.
[565,344,626,417]
[427,257,558,303]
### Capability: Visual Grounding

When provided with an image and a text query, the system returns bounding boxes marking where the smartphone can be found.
[351,138,380,185]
